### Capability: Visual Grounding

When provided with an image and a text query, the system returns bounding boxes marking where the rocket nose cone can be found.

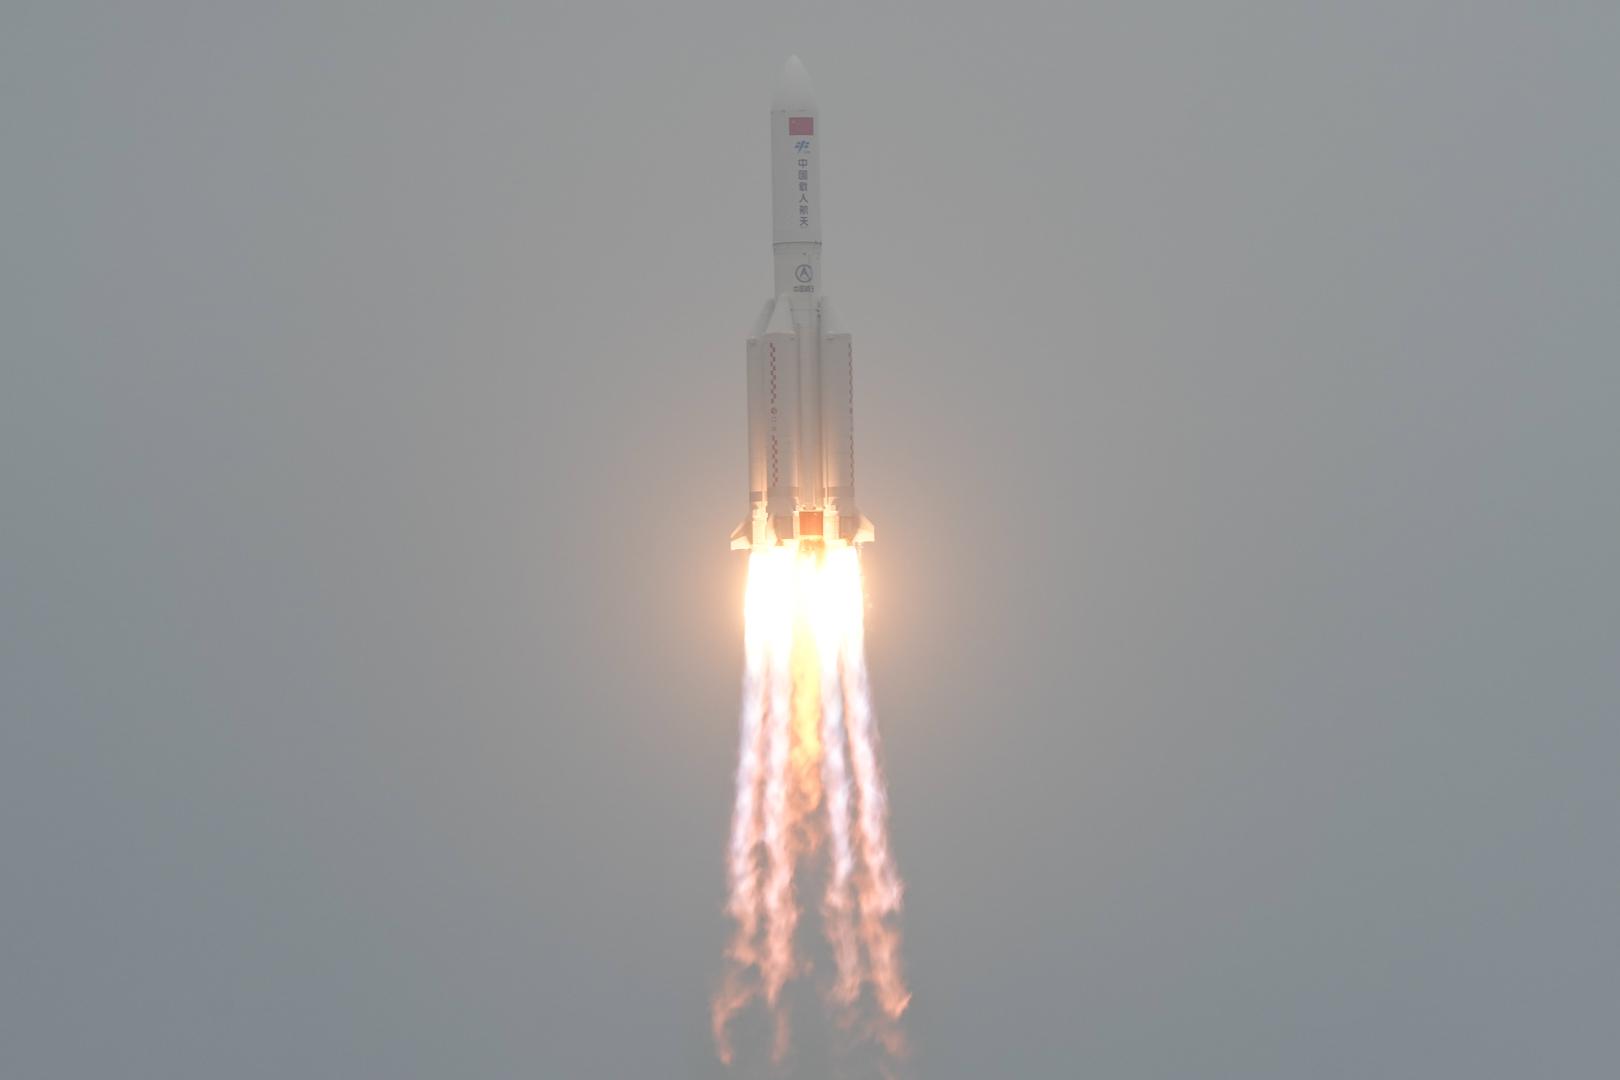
[774,55,816,112]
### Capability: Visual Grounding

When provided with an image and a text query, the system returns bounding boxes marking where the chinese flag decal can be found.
[789,117,814,136]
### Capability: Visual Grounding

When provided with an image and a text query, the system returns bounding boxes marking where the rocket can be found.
[731,56,875,550]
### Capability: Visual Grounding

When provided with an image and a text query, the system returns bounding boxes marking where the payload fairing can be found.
[731,56,874,550]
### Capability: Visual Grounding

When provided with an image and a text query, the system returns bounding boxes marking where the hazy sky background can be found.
[4,3,1617,1077]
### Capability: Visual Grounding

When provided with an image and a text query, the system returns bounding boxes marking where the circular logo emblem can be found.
[795,264,814,283]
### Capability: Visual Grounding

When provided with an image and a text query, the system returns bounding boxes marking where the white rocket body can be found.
[732,56,874,550]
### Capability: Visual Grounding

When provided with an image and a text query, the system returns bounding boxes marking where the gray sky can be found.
[4,2,1618,1077]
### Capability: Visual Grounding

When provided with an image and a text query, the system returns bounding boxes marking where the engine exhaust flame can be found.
[714,546,908,1066]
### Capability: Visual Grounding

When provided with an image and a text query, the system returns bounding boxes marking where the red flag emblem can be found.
[789,117,814,136]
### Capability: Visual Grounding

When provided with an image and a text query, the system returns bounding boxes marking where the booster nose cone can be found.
[773,55,816,112]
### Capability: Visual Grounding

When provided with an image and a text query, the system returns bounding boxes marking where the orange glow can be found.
[713,545,908,1066]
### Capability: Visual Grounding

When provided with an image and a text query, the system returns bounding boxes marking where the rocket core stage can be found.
[731,55,875,551]
[714,60,908,1066]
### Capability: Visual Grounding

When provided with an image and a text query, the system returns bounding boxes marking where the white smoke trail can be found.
[839,555,910,1029]
[727,585,773,936]
[814,574,861,1009]
[843,642,901,915]
[712,555,780,1061]
[760,553,800,1043]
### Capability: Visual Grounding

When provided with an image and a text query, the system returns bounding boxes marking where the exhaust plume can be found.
[714,546,908,1066]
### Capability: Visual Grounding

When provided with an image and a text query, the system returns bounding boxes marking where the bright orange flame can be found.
[713,545,908,1066]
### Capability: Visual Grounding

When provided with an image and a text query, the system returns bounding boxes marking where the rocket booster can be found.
[731,56,874,550]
